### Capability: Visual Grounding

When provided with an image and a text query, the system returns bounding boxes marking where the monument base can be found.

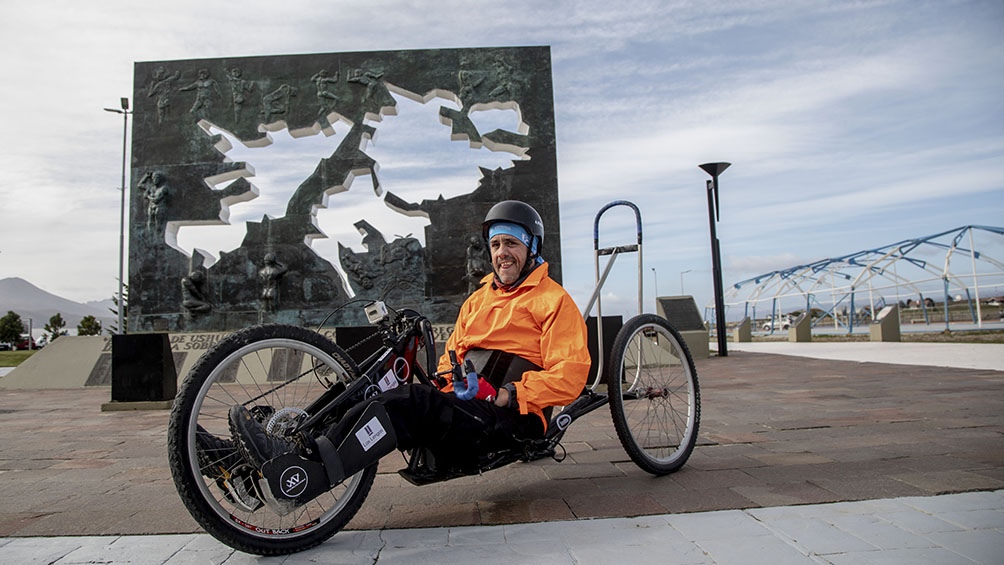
[101,400,173,412]
[111,333,177,403]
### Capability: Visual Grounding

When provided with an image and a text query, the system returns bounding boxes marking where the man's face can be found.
[490,233,528,285]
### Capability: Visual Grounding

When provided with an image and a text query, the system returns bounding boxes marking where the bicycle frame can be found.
[291,308,438,437]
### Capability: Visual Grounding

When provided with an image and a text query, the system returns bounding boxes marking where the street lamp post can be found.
[679,269,692,295]
[651,268,659,298]
[104,98,131,335]
[699,162,731,356]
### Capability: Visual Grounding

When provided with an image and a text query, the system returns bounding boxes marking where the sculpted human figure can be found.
[262,84,297,124]
[147,66,180,124]
[179,68,222,119]
[140,171,169,234]
[458,69,484,102]
[311,69,340,116]
[259,252,289,311]
[181,271,212,314]
[465,234,491,294]
[347,68,384,102]
[227,67,255,122]
[487,56,515,100]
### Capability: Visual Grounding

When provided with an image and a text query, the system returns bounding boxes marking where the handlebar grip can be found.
[452,358,479,401]
[453,371,479,401]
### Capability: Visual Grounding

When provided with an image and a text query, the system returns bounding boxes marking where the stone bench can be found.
[656,296,710,358]
[870,304,901,342]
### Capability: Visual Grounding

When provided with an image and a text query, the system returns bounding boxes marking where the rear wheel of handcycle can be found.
[607,314,701,475]
[167,324,374,555]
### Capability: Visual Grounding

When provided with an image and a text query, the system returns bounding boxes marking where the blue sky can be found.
[0,0,1001,321]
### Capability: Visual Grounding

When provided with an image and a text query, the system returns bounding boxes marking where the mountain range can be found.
[0,277,117,336]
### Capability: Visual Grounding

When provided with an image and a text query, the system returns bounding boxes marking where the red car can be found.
[14,336,37,350]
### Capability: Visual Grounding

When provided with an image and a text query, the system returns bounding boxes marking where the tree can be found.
[0,311,25,344]
[107,283,129,335]
[44,313,68,342]
[77,315,103,336]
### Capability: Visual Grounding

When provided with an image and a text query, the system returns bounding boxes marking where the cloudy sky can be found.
[1,0,1002,321]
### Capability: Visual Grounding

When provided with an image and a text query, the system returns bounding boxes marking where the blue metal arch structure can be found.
[723,226,1004,333]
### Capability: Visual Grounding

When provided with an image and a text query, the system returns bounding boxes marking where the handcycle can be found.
[167,205,700,556]
[168,300,700,554]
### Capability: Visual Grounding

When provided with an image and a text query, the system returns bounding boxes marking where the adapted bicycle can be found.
[167,203,700,555]
[168,299,700,554]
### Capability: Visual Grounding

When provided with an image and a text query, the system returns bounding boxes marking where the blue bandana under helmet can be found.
[487,221,544,263]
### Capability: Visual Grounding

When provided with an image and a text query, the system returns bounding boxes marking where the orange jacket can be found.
[438,263,591,428]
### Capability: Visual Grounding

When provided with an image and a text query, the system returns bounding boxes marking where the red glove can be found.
[474,377,497,402]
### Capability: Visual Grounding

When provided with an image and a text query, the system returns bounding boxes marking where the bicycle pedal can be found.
[218,473,263,512]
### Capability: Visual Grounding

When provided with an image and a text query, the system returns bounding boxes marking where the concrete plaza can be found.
[1,342,1002,562]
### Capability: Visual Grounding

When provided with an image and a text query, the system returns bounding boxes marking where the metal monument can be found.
[127,47,560,331]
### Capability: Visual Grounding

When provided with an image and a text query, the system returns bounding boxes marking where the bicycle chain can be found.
[339,326,385,356]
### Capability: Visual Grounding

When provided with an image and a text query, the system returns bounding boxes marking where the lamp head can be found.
[699,162,731,178]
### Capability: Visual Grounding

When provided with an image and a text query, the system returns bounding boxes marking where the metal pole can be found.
[652,268,658,297]
[118,107,127,334]
[943,276,951,332]
[680,269,692,295]
[636,239,644,316]
[105,98,130,334]
[849,290,855,333]
[969,227,983,328]
[700,162,730,356]
[706,181,727,355]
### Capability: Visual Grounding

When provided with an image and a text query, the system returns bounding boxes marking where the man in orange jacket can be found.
[229,200,591,484]
[438,200,591,432]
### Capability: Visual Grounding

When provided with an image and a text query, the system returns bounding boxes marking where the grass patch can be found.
[0,350,37,367]
[755,330,1004,344]
[902,330,1004,344]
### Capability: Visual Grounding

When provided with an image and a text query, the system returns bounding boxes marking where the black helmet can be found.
[482,200,544,256]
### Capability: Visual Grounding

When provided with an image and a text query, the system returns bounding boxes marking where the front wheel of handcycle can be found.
[607,314,701,475]
[167,324,375,555]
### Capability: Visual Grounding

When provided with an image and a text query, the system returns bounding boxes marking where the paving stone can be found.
[666,509,770,541]
[922,527,1004,563]
[808,476,929,501]
[823,546,974,564]
[654,485,760,513]
[477,498,575,525]
[873,509,966,535]
[564,491,666,519]
[893,470,1004,493]
[670,468,764,490]
[826,513,938,550]
[566,446,629,465]
[732,481,844,507]
[540,461,625,480]
[696,533,819,564]
[386,501,481,528]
